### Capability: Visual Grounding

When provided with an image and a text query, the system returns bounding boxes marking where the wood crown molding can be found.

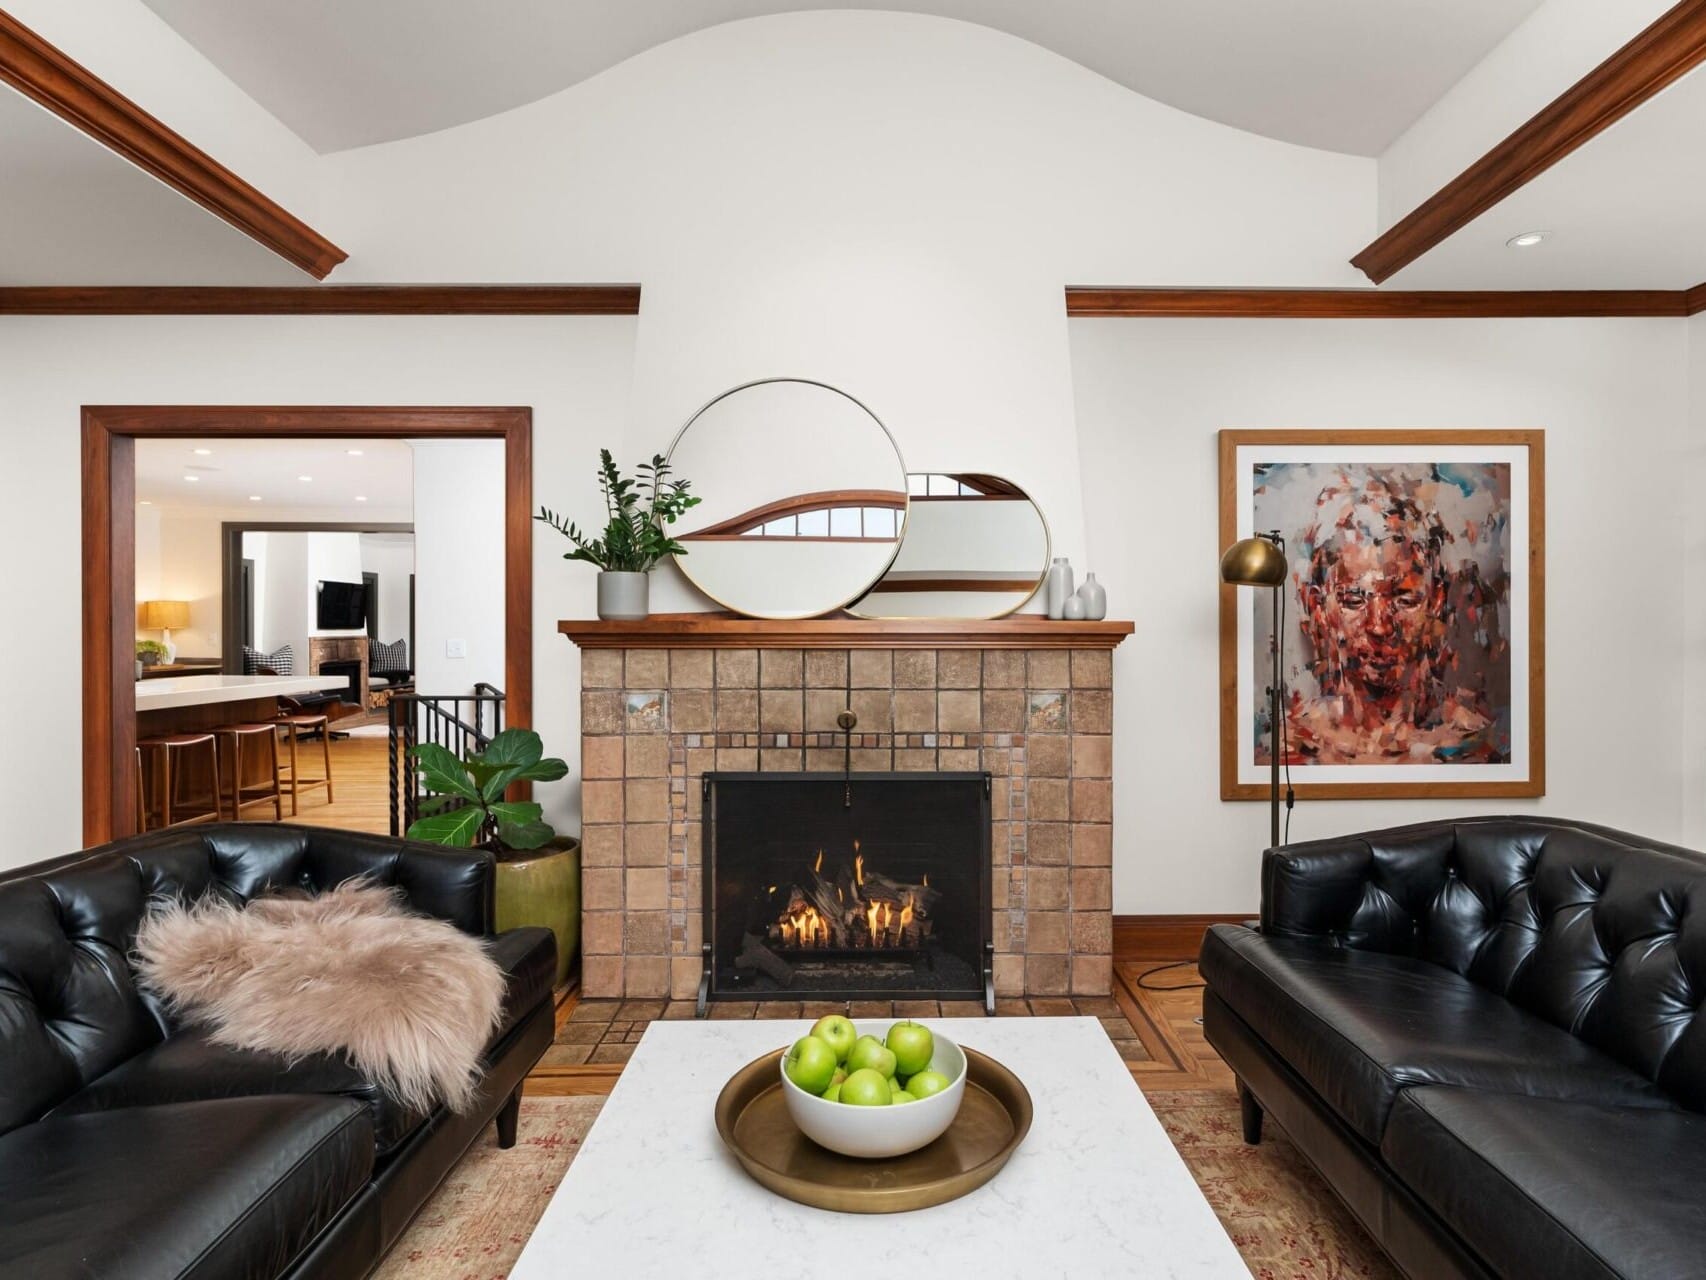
[1351,0,1706,284]
[0,9,346,279]
[1066,286,1697,319]
[0,285,642,314]
[558,613,1135,649]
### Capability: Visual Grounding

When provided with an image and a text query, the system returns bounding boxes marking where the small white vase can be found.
[1044,558,1075,620]
[1062,595,1088,621]
[597,571,650,621]
[1076,573,1107,621]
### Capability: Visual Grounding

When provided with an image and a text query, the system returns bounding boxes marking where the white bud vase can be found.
[1076,573,1107,621]
[1044,558,1075,620]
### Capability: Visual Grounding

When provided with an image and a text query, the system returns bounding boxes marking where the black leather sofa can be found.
[0,824,557,1280]
[1201,816,1706,1280]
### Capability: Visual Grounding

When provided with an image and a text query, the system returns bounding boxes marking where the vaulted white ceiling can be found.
[139,0,1544,156]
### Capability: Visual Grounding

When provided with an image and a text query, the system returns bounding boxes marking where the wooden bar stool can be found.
[274,711,335,816]
[136,732,222,830]
[213,723,284,821]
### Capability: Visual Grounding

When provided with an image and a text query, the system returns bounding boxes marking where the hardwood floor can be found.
[269,731,396,835]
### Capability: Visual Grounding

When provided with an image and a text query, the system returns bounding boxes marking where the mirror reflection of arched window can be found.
[679,490,905,542]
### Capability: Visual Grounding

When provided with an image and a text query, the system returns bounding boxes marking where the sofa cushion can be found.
[489,925,557,1044]
[0,1094,372,1280]
[56,1027,429,1157]
[1383,1086,1706,1280]
[1201,925,1672,1144]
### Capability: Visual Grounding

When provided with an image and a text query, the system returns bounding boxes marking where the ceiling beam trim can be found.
[1065,287,1692,319]
[0,9,347,280]
[1350,0,1706,285]
[0,285,642,314]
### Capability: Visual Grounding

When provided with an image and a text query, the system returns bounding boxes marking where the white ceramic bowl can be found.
[778,1020,968,1159]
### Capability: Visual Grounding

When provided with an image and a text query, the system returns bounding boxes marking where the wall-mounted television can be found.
[316,580,367,630]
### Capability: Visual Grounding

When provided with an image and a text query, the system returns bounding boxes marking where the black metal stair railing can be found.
[388,683,505,836]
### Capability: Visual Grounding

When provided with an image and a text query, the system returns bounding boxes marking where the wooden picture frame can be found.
[1218,429,1545,800]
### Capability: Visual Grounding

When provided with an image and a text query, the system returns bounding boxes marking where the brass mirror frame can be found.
[665,377,911,619]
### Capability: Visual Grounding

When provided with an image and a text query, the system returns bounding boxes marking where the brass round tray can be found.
[713,1044,1033,1214]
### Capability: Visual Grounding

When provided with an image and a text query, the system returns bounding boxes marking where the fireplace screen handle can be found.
[836,707,858,807]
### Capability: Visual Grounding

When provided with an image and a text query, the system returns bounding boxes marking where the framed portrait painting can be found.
[1218,429,1544,800]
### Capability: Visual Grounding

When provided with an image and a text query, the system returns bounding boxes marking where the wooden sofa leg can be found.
[496,1084,523,1149]
[1238,1080,1263,1145]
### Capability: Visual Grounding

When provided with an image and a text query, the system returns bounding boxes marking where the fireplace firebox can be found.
[701,772,993,1014]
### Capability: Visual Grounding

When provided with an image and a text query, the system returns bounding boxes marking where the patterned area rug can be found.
[379,1090,1397,1279]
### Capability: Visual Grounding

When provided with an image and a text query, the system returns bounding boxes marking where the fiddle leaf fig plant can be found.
[406,728,569,856]
[535,449,700,573]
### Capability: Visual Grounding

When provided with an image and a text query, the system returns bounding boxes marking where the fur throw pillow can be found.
[133,880,505,1114]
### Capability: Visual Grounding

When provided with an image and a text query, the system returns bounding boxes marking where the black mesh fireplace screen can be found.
[701,772,992,1012]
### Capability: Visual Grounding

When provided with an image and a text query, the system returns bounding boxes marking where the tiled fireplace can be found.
[562,618,1130,1003]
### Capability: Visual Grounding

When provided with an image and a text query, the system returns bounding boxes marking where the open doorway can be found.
[82,407,532,847]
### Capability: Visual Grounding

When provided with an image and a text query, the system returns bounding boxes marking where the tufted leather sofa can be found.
[0,824,557,1280]
[1201,816,1706,1280]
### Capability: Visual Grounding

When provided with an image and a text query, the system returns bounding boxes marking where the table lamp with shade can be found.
[1218,533,1294,847]
[138,600,190,665]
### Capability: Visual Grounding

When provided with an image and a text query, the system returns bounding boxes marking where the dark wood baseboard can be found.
[1114,914,1251,963]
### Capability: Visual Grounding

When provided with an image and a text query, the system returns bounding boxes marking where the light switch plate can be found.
[446,638,467,659]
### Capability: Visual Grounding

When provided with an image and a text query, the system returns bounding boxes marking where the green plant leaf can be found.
[408,743,479,799]
[479,728,543,768]
[488,800,544,827]
[416,794,457,816]
[496,819,556,850]
[514,757,569,783]
[406,804,485,847]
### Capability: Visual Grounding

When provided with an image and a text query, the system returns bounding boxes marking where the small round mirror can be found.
[666,379,909,618]
[849,473,1050,619]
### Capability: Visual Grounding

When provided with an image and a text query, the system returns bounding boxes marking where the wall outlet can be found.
[445,638,467,659]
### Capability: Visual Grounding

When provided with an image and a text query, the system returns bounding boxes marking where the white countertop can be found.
[135,674,351,711]
[510,1016,1248,1279]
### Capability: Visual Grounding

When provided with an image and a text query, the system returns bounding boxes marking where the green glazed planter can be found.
[494,836,581,989]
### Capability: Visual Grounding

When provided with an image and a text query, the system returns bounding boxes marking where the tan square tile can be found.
[716,649,758,688]
[710,1002,758,1019]
[581,691,624,735]
[1028,734,1070,776]
[626,867,668,910]
[717,747,758,770]
[1027,911,1070,954]
[567,999,619,1023]
[580,956,623,998]
[625,823,668,866]
[541,1042,594,1066]
[850,746,893,770]
[850,689,892,732]
[686,747,715,777]
[849,649,893,688]
[1070,867,1112,910]
[993,954,1025,997]
[982,690,1025,733]
[583,867,623,910]
[804,650,848,688]
[805,689,847,732]
[1029,823,1070,865]
[760,748,803,771]
[993,995,1031,1015]
[581,650,623,689]
[624,692,667,733]
[581,780,623,825]
[938,690,981,733]
[1027,650,1070,689]
[1028,997,1078,1016]
[670,961,701,1001]
[983,649,1026,689]
[936,650,981,688]
[670,649,714,688]
[1072,688,1113,734]
[805,748,842,771]
[661,1000,698,1020]
[1071,823,1112,866]
[755,1001,805,1020]
[624,958,670,999]
[1028,778,1069,821]
[1071,649,1112,688]
[894,748,937,771]
[624,911,669,955]
[1072,735,1112,778]
[894,1000,942,1018]
[1072,778,1112,822]
[582,911,623,955]
[760,649,803,687]
[893,650,936,688]
[582,736,623,779]
[1028,867,1069,910]
[849,1000,893,1019]
[759,689,803,732]
[1072,911,1113,955]
[940,748,978,770]
[1025,955,1071,996]
[589,1041,639,1065]
[669,689,713,733]
[1071,995,1123,1017]
[580,824,622,867]
[1071,954,1113,996]
[625,778,669,822]
[625,650,668,688]
[625,735,669,777]
[894,689,935,732]
[716,690,758,732]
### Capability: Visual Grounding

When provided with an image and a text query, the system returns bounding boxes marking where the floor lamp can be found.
[1219,532,1289,847]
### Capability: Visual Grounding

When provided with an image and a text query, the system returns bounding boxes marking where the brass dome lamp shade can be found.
[1219,532,1292,846]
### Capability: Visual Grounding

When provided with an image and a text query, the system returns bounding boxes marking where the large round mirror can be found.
[667,379,909,618]
[849,473,1050,619]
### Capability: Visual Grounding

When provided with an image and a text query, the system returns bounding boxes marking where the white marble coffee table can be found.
[510,1016,1247,1278]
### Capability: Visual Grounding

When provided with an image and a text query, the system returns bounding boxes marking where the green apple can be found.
[847,1034,897,1079]
[888,1076,908,1100]
[783,1034,838,1095]
[821,1083,841,1103]
[885,1021,934,1076]
[891,1090,917,1104]
[839,1067,891,1106]
[831,1068,848,1086]
[906,1069,951,1100]
[809,1015,858,1063]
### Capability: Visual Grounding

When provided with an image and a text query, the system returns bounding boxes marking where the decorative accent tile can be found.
[624,691,666,733]
[1027,691,1068,733]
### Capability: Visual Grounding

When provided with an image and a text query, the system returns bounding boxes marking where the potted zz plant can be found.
[536,449,699,620]
[406,728,581,987]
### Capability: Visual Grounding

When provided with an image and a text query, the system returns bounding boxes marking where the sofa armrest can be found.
[1259,837,1379,941]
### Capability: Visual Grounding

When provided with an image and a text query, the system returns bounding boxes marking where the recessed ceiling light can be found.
[192,447,213,456]
[298,475,313,482]
[183,475,199,482]
[249,494,262,502]
[139,500,152,506]
[346,449,364,456]
[1506,230,1550,248]
[355,495,368,502]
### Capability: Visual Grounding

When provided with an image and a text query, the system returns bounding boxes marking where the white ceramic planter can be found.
[778,1021,968,1159]
[596,571,650,621]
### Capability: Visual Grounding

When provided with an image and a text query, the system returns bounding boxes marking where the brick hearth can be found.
[562,618,1130,1001]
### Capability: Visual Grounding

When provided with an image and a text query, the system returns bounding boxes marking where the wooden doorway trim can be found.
[82,406,532,846]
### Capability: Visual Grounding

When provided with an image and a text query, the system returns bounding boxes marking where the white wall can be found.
[0,315,635,864]
[360,535,415,650]
[1070,315,1692,913]
[412,440,505,696]
[257,531,308,664]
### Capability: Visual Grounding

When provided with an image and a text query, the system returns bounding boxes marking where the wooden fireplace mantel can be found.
[557,613,1134,649]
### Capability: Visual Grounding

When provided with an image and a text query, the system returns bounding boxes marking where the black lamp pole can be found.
[1219,529,1289,849]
